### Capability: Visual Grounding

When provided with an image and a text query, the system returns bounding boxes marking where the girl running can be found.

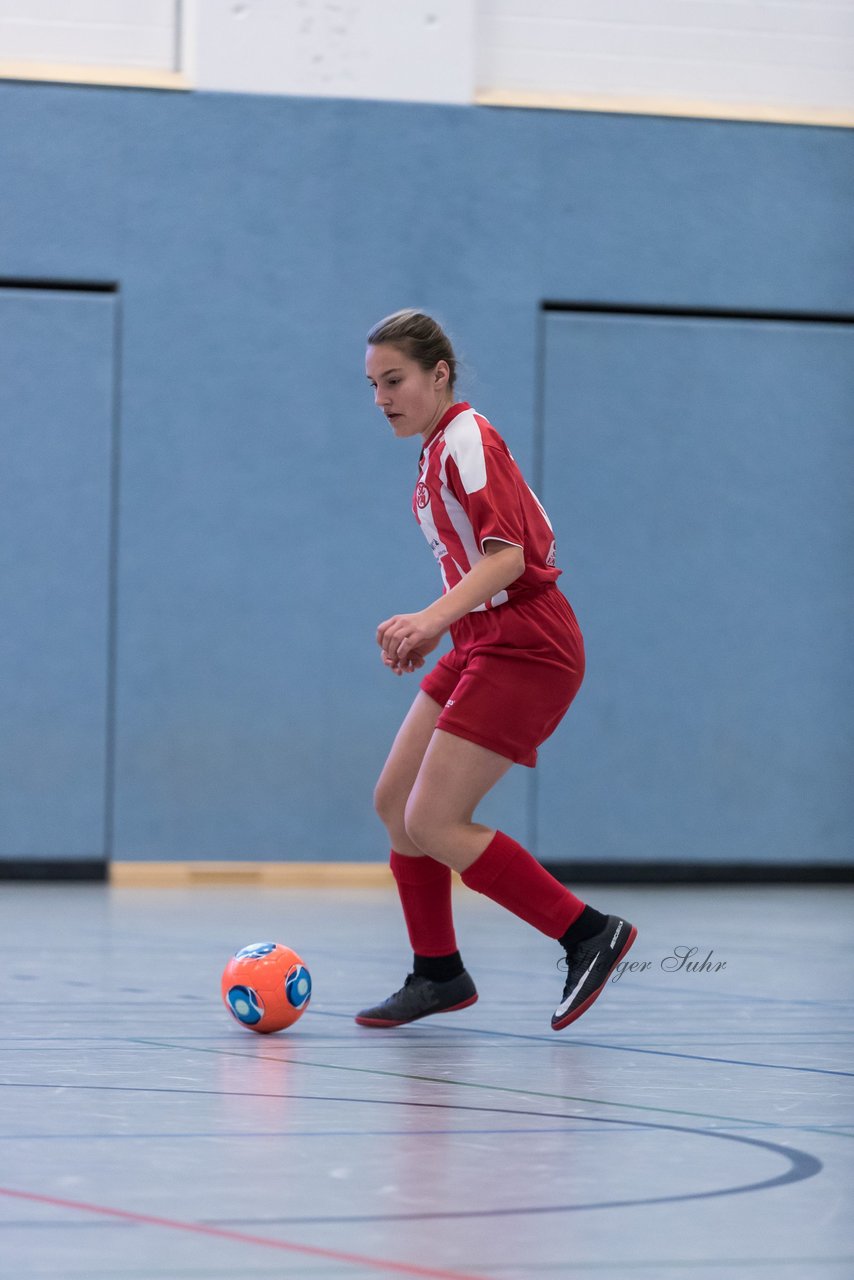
[358,309,636,1030]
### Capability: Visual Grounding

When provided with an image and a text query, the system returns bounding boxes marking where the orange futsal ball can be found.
[221,941,311,1034]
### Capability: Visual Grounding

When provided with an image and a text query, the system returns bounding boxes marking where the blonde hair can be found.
[367,309,457,393]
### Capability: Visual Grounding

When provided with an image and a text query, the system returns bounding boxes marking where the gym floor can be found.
[1,880,852,1279]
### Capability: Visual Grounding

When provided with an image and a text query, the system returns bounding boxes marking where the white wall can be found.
[0,0,851,123]
[476,0,854,119]
[194,0,475,104]
[0,0,180,70]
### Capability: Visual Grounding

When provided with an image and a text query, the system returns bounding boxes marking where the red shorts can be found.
[420,585,585,768]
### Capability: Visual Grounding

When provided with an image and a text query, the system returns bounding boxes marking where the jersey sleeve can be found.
[444,435,526,554]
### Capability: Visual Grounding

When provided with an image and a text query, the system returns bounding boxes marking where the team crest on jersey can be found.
[415,481,429,509]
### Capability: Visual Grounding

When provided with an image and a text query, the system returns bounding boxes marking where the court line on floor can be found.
[127,1033,852,1141]
[312,1006,854,1078]
[0,1064,825,1195]
[465,1259,854,1275]
[0,1186,492,1280]
[3,1069,831,1152]
[414,1018,854,1078]
[0,1090,822,1222]
[7,1026,854,1042]
[198,1104,822,1222]
[18,1261,854,1279]
[573,979,854,1012]
[7,1121,825,1142]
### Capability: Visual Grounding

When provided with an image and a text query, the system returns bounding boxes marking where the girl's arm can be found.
[377,541,525,666]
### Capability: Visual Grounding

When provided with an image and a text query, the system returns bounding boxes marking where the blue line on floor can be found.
[0,1079,824,1216]
[323,1013,854,1078]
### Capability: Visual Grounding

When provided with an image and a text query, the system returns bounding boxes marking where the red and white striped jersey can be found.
[413,402,560,611]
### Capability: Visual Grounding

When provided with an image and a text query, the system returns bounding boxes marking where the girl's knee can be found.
[403,796,450,862]
[374,778,411,852]
[373,775,398,826]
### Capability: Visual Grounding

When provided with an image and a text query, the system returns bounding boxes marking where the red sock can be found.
[461,831,586,939]
[390,850,458,958]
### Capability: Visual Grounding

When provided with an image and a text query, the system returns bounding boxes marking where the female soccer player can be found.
[358,309,636,1030]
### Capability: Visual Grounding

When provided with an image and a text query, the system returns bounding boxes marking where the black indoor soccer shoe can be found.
[552,915,637,1031]
[355,971,478,1027]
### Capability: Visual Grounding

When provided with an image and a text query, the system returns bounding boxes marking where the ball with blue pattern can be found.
[221,941,311,1034]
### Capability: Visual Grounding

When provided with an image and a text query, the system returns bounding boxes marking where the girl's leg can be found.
[357,696,482,1027]
[404,729,589,938]
[363,724,636,1029]
[373,690,443,857]
[404,729,636,1031]
[372,692,460,966]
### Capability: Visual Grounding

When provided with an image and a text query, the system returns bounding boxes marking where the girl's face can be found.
[366,343,452,440]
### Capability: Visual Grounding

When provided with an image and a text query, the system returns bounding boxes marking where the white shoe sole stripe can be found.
[554,951,600,1018]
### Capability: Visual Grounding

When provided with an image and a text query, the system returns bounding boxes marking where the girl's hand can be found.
[381,648,427,676]
[377,610,445,666]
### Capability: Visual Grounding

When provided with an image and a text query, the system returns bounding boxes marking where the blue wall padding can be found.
[1,82,852,863]
[539,313,854,864]
[0,290,115,857]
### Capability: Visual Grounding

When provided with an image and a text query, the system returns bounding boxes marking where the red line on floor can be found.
[0,1185,493,1280]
